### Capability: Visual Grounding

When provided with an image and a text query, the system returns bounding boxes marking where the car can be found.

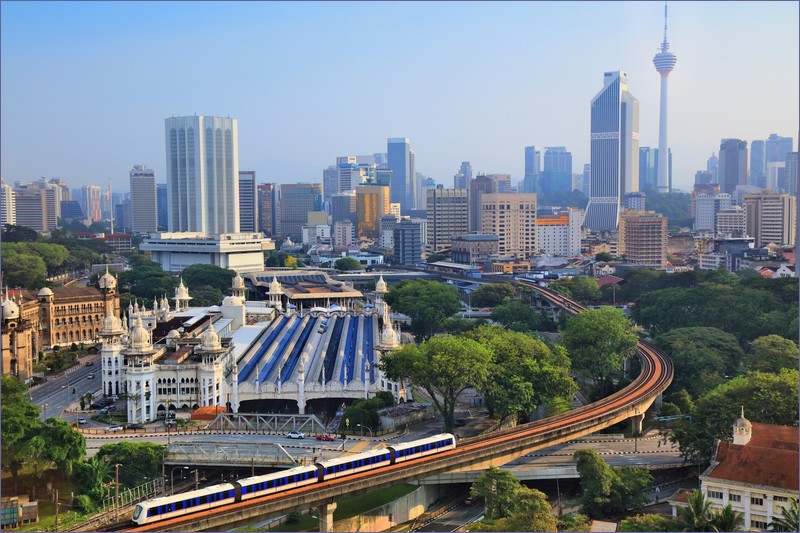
[90,402,104,409]
[464,496,481,507]
[315,433,336,441]
[108,405,117,411]
[87,373,94,379]
[85,361,94,366]
[77,417,87,425]
[106,425,124,432]
[126,423,144,430]
[287,431,305,439]
[164,419,177,427]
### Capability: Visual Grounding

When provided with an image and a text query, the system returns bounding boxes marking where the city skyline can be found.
[1,1,798,193]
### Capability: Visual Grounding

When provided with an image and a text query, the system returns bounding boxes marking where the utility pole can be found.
[115,464,121,523]
[54,489,59,531]
[195,470,199,490]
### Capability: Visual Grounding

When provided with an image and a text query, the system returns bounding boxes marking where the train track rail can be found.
[122,285,673,532]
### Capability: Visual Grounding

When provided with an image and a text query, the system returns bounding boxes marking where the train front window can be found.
[133,506,142,520]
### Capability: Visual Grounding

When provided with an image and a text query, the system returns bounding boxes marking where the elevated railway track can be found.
[122,284,673,532]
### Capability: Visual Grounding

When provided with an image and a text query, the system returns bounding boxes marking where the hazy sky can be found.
[2,1,798,193]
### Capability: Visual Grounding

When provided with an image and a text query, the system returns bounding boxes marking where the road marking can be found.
[372,442,387,450]
[349,441,370,453]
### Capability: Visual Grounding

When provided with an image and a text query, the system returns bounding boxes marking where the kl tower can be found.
[653,2,677,193]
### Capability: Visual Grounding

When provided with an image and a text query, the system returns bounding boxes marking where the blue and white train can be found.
[132,433,456,525]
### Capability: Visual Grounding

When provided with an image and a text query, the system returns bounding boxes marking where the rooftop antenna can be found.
[663,1,668,44]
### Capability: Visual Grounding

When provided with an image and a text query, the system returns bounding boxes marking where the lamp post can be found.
[170,466,189,495]
[356,424,372,438]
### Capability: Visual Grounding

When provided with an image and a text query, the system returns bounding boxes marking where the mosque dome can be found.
[98,268,117,290]
[200,327,221,350]
[222,295,244,307]
[375,275,388,294]
[101,312,123,335]
[269,276,283,294]
[232,273,245,289]
[2,298,20,320]
[129,317,151,351]
[38,287,54,297]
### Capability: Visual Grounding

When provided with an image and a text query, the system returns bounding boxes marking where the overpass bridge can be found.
[125,285,673,533]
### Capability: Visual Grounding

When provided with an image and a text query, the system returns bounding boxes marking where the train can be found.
[131,433,456,525]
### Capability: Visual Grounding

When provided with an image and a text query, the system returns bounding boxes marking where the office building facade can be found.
[388,138,416,212]
[156,184,168,230]
[536,208,582,257]
[81,185,102,223]
[238,171,258,233]
[165,115,239,236]
[694,193,733,234]
[356,185,390,239]
[618,210,668,269]
[130,165,157,233]
[426,187,469,253]
[480,192,538,259]
[469,175,496,232]
[393,220,423,266]
[541,147,573,197]
[584,70,640,232]
[743,193,796,247]
[0,183,15,226]
[522,146,541,193]
[277,183,323,241]
[257,183,275,236]
[718,139,748,195]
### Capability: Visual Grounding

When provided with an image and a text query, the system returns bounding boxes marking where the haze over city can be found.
[1,1,798,192]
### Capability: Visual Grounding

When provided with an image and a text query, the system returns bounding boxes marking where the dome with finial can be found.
[128,316,151,351]
[232,272,245,289]
[733,406,752,430]
[375,275,387,295]
[2,297,20,320]
[38,287,54,297]
[100,311,124,335]
[98,267,117,290]
[269,276,283,295]
[174,278,192,301]
[200,326,221,351]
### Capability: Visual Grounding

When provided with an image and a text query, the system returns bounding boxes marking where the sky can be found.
[1,1,798,194]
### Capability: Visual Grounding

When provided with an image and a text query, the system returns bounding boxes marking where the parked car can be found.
[164,419,177,427]
[87,373,94,379]
[126,423,144,430]
[287,431,305,439]
[99,407,109,414]
[85,361,94,366]
[108,405,117,411]
[106,425,124,432]
[77,417,87,425]
[315,433,336,441]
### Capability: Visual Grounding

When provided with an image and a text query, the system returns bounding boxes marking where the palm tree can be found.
[710,504,744,532]
[675,490,715,532]
[769,497,799,532]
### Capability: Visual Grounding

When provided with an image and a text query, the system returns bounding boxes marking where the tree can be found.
[670,370,799,464]
[710,504,744,532]
[574,449,653,518]
[561,307,638,397]
[595,252,613,262]
[1,248,48,288]
[472,480,558,532]
[490,300,551,332]
[619,514,677,532]
[284,255,299,269]
[769,497,799,532]
[1,376,41,493]
[466,325,575,425]
[653,327,744,398]
[1,224,39,242]
[469,283,516,308]
[426,253,447,263]
[380,335,492,433]
[42,418,86,476]
[75,455,112,502]
[95,442,164,488]
[674,490,715,531]
[470,466,524,521]
[550,276,601,303]
[180,264,236,293]
[334,257,363,271]
[745,335,798,373]
[384,280,462,341]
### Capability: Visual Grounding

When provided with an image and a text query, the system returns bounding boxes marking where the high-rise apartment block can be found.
[14,186,49,232]
[130,164,157,233]
[388,138,416,212]
[332,220,355,248]
[718,139,748,195]
[584,70,640,232]
[618,210,668,269]
[715,206,746,238]
[356,185,390,239]
[81,185,102,223]
[379,214,401,250]
[743,193,796,247]
[469,175,496,232]
[238,171,258,233]
[536,207,582,257]
[0,182,16,226]
[278,183,323,241]
[693,193,732,234]
[480,193,538,259]
[393,220,424,266]
[165,115,239,236]
[426,187,469,253]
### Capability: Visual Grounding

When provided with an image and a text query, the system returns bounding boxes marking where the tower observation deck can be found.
[653,2,677,193]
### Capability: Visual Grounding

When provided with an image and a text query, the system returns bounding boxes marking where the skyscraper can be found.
[322,164,337,204]
[584,70,640,232]
[238,171,258,233]
[541,147,573,198]
[393,219,423,266]
[749,140,766,187]
[480,193,538,259]
[522,146,541,193]
[278,183,323,241]
[653,3,677,193]
[426,187,469,253]
[469,175,496,232]
[718,139,748,195]
[129,164,157,233]
[81,185,102,223]
[0,182,16,226]
[164,115,239,235]
[156,184,168,230]
[257,183,275,236]
[454,161,473,189]
[356,185,390,239]
[388,138,416,212]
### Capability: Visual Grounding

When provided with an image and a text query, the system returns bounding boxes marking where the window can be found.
[729,494,741,502]
[707,490,723,499]
[774,496,789,502]
[751,496,764,506]
[751,520,768,530]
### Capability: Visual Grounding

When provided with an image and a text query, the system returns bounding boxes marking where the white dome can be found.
[38,287,54,297]
[269,276,283,294]
[222,295,243,307]
[201,327,221,350]
[167,329,180,339]
[2,298,20,320]
[98,268,117,290]
[208,305,222,312]
[101,312,123,335]
[128,317,151,351]
[232,273,245,289]
[375,275,388,294]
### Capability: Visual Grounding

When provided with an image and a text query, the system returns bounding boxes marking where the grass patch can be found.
[15,500,90,532]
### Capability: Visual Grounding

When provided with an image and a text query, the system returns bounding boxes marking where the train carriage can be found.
[316,447,392,482]
[390,433,456,464]
[132,482,237,525]
[237,465,319,501]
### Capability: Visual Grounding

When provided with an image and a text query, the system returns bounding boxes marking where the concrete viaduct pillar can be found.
[630,412,644,435]
[318,501,337,532]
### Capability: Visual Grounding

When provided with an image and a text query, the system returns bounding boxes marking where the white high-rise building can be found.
[653,3,677,193]
[238,171,258,233]
[130,165,157,233]
[693,193,732,234]
[165,116,239,236]
[584,70,640,232]
[0,182,16,226]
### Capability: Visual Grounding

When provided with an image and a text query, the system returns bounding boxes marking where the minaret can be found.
[653,1,677,193]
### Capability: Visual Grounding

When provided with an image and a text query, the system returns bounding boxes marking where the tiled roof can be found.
[706,423,799,491]
[596,275,624,287]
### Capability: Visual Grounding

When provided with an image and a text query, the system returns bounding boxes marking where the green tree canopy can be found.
[574,449,653,518]
[653,327,744,398]
[380,335,492,433]
[1,376,41,493]
[384,280,462,341]
[1,248,48,289]
[180,264,236,293]
[671,369,799,464]
[550,276,601,303]
[745,335,798,373]
[619,514,677,532]
[466,325,575,424]
[334,257,363,271]
[469,283,516,308]
[2,224,39,242]
[490,300,553,332]
[561,307,639,397]
[769,497,799,532]
[470,467,558,532]
[95,441,164,488]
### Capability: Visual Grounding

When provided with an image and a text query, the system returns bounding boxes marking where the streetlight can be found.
[356,423,372,438]
[170,466,188,495]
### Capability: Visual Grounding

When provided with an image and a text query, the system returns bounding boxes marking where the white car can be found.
[287,431,305,439]
[106,425,124,432]
[77,417,87,425]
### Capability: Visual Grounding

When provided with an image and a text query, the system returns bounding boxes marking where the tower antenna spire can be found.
[663,1,668,44]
